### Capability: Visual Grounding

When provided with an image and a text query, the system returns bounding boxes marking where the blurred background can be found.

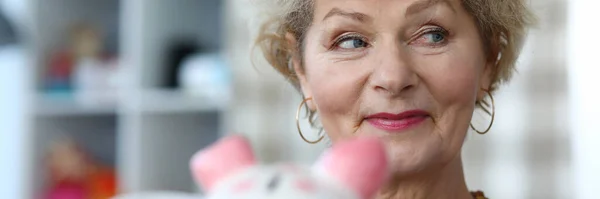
[0,0,598,199]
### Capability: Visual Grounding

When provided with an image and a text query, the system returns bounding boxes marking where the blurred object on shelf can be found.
[43,23,122,106]
[45,138,90,199]
[45,51,74,93]
[70,24,122,106]
[46,182,87,199]
[44,137,117,199]
[164,38,200,89]
[73,55,121,106]
[70,24,102,60]
[87,165,118,199]
[47,139,88,184]
[179,53,231,102]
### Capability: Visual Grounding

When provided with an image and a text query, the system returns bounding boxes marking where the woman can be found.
[253,0,535,198]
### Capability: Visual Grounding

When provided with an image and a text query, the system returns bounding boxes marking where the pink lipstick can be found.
[365,110,429,132]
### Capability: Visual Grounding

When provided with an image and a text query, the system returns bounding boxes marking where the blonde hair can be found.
[254,0,535,93]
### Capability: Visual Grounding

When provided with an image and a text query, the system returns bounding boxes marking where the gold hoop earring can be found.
[296,97,325,144]
[470,90,495,135]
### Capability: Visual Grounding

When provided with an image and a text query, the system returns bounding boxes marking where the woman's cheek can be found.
[304,57,369,138]
[417,53,481,108]
[307,57,367,111]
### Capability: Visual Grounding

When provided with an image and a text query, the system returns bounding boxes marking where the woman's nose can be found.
[369,43,418,97]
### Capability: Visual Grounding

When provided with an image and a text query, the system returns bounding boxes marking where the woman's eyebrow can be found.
[406,0,456,17]
[322,7,372,23]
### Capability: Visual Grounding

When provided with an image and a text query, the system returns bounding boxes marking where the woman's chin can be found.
[379,137,442,177]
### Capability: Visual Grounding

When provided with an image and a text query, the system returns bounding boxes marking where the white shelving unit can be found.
[11,0,229,198]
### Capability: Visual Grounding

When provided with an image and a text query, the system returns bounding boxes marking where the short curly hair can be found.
[254,0,535,93]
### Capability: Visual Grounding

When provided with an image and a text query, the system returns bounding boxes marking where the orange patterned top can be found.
[471,191,488,199]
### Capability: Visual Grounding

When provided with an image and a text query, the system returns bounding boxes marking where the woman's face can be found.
[294,0,493,175]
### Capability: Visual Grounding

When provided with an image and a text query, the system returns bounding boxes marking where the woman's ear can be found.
[478,38,501,99]
[286,32,315,109]
[478,60,493,99]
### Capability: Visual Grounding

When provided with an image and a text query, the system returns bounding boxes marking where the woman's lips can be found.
[365,110,429,132]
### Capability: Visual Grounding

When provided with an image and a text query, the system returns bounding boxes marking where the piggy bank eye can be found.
[266,173,282,192]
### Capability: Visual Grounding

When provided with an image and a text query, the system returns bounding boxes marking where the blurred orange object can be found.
[87,166,118,199]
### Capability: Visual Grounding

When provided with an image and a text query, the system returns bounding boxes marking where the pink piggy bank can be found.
[191,135,389,199]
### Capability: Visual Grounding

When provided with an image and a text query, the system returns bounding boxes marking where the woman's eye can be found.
[412,27,449,46]
[334,36,369,49]
[424,32,446,43]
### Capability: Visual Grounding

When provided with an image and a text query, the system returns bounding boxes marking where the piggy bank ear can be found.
[314,137,389,199]
[190,135,256,193]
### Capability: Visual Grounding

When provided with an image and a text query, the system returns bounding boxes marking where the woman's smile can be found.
[364,110,430,133]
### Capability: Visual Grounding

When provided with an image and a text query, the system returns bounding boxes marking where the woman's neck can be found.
[375,155,472,199]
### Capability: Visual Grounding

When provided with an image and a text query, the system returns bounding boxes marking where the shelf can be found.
[34,89,227,116]
[135,89,226,114]
[19,0,228,195]
[35,92,118,116]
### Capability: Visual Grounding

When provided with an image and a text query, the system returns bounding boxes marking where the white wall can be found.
[0,45,31,199]
[567,1,600,199]
[1,0,37,198]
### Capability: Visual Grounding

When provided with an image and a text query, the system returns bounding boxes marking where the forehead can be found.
[312,0,460,20]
